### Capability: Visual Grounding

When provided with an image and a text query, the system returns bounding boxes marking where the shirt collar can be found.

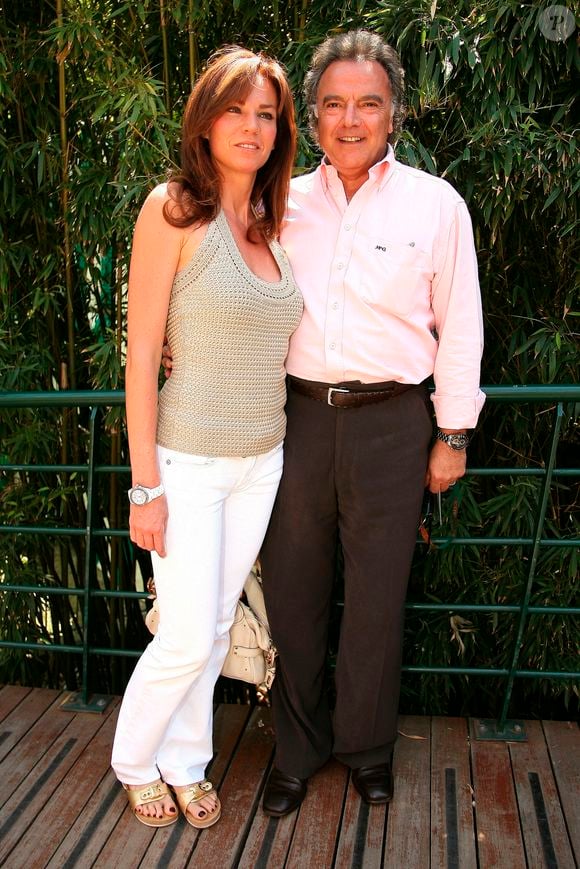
[319,144,396,192]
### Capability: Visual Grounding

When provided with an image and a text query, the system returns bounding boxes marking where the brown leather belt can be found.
[288,376,417,408]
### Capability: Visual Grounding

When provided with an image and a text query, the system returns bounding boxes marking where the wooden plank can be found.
[0,687,61,765]
[237,801,298,869]
[47,698,127,869]
[383,715,431,867]
[469,723,526,869]
[0,685,32,722]
[543,720,580,865]
[509,719,575,869]
[285,759,348,869]
[89,784,158,869]
[431,716,477,869]
[8,698,121,869]
[333,779,387,869]
[186,706,275,868]
[0,698,118,866]
[47,768,128,869]
[137,702,253,869]
[0,690,77,800]
[236,707,299,869]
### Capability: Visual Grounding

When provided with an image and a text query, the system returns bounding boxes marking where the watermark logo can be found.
[538,5,576,41]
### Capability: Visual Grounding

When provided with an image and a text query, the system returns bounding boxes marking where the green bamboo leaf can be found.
[91,103,110,123]
[503,146,514,177]
[542,187,561,210]
[450,34,460,65]
[36,150,45,187]
[417,142,437,175]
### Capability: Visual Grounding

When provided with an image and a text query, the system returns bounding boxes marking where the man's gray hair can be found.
[304,29,406,145]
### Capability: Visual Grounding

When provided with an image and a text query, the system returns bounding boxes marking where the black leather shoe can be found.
[262,767,307,817]
[352,762,394,804]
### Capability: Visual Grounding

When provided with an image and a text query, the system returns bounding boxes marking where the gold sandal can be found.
[123,780,178,828]
[173,780,222,829]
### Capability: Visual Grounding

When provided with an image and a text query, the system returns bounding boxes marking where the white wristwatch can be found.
[128,483,165,506]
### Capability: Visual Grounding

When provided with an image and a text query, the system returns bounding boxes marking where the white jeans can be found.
[111,441,283,786]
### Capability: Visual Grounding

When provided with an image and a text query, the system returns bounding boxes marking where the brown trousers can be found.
[261,381,432,779]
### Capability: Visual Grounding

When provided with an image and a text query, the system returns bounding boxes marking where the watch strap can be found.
[128,483,165,504]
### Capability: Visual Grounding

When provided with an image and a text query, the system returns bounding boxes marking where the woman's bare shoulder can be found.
[137,183,192,236]
[136,182,208,269]
[139,182,174,216]
[135,183,173,226]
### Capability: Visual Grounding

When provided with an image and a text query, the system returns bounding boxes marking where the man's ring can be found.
[449,481,456,487]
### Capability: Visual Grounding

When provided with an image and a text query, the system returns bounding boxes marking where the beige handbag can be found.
[145,567,276,700]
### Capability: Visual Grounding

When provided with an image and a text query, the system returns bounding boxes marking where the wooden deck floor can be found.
[0,687,578,868]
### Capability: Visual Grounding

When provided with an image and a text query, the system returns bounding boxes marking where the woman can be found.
[111,46,302,829]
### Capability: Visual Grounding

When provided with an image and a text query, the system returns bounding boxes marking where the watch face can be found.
[131,487,148,505]
[437,430,469,450]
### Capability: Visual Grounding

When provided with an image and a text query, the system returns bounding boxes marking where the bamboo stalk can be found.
[187,0,199,89]
[56,0,79,475]
[56,0,76,393]
[298,0,308,42]
[159,0,171,112]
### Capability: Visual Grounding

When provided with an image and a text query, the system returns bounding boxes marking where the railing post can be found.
[474,402,564,741]
[61,406,112,713]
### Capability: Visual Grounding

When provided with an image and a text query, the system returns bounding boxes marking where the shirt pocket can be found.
[359,237,432,318]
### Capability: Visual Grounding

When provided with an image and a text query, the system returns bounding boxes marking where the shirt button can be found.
[332,302,339,310]
[345,224,351,231]
[329,342,336,350]
[337,263,344,270]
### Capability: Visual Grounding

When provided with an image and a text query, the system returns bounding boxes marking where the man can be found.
[259,30,485,816]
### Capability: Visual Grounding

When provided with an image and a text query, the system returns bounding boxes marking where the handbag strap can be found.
[243,568,269,629]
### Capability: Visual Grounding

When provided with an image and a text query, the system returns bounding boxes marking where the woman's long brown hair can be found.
[163,46,296,242]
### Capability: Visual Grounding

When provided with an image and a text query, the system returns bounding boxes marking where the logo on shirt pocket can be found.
[362,238,431,318]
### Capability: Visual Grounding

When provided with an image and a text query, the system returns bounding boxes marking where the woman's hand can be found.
[129,496,168,557]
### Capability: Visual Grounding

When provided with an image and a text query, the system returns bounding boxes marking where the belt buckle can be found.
[327,387,350,406]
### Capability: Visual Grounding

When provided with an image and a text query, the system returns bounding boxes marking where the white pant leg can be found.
[156,442,283,783]
[111,442,283,786]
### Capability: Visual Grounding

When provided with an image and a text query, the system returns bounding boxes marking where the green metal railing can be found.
[1,387,579,729]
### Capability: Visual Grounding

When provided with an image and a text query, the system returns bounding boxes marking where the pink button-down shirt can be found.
[281,147,485,429]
